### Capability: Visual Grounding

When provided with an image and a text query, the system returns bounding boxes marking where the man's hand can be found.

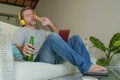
[15,44,35,57]
[38,17,59,33]
[38,17,53,26]
[22,44,35,57]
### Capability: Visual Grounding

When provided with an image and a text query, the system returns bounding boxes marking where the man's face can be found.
[22,9,36,26]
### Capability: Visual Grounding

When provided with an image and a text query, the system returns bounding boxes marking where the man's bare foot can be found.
[89,64,107,73]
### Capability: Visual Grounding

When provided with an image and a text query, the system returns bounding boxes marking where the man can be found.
[13,7,107,73]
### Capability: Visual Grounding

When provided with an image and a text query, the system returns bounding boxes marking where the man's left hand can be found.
[38,17,53,26]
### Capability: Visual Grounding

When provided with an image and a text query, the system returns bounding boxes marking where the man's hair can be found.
[20,7,33,19]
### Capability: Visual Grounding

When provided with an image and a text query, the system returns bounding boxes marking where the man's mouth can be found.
[31,21,36,25]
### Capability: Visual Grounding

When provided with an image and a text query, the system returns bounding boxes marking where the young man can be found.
[13,7,107,73]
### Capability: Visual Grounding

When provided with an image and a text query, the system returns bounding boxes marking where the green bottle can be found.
[26,36,34,61]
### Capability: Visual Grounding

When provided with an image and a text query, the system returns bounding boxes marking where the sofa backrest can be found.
[0,21,20,35]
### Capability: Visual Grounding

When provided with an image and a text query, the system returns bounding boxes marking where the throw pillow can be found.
[59,30,70,42]
[11,44,24,61]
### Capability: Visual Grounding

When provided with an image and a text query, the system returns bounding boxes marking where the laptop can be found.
[59,29,70,42]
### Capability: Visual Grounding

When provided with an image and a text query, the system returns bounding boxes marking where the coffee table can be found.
[50,65,120,80]
[107,66,120,80]
[50,72,108,80]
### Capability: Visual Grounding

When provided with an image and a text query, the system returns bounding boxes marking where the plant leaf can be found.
[96,58,107,66]
[89,36,106,51]
[114,47,120,54]
[109,33,120,52]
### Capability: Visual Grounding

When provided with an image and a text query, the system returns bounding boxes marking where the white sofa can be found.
[0,21,81,80]
[0,21,98,80]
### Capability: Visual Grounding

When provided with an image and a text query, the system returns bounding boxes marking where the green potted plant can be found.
[89,33,120,66]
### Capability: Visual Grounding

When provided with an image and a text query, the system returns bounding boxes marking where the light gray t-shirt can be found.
[13,27,51,60]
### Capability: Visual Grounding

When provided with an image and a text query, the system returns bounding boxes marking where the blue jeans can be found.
[34,33,92,72]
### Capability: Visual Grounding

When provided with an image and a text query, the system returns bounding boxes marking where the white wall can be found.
[0,15,17,25]
[35,0,120,65]
[35,0,88,36]
[0,3,22,15]
[35,0,120,46]
[0,3,22,25]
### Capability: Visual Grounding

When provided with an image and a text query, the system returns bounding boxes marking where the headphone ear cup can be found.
[35,15,38,20]
[18,12,25,26]
[34,12,38,20]
[20,19,25,26]
[18,12,21,20]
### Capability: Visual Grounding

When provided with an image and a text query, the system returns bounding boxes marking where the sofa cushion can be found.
[15,61,79,80]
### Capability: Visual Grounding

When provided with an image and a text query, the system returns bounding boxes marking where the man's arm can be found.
[15,44,23,54]
[38,17,59,33]
[48,22,59,33]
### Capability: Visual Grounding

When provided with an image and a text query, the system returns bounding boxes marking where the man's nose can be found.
[31,15,35,18]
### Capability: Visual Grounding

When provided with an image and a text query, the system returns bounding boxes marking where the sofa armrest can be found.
[0,33,15,80]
